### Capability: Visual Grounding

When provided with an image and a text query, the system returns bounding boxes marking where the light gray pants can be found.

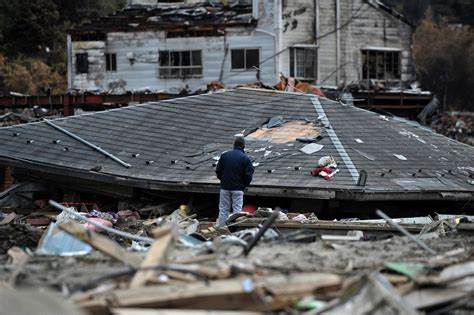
[218,189,244,228]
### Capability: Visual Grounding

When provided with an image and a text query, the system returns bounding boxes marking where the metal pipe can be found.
[44,119,131,168]
[376,209,436,255]
[49,200,153,243]
[244,210,279,256]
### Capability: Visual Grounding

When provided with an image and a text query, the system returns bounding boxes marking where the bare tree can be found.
[413,8,474,111]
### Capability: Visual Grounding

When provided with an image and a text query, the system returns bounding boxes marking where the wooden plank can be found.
[403,288,468,309]
[129,226,175,288]
[227,219,423,233]
[58,222,142,268]
[81,273,341,312]
[112,309,263,315]
[7,247,29,288]
[173,254,217,264]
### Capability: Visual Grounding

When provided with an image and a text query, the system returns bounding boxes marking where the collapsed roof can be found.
[70,1,256,37]
[0,88,472,201]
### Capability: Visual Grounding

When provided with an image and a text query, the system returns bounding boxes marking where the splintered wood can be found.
[247,120,320,143]
[129,226,174,288]
[79,272,341,313]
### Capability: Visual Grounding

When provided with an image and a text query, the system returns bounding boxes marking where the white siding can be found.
[280,1,316,79]
[71,41,106,90]
[71,30,275,93]
[69,0,414,92]
[70,0,278,93]
[318,0,414,87]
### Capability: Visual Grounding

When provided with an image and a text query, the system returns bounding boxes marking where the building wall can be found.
[69,0,414,92]
[318,0,414,87]
[71,41,107,91]
[280,0,317,80]
[69,0,278,93]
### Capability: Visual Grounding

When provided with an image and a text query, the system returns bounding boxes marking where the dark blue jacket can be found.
[215,147,254,191]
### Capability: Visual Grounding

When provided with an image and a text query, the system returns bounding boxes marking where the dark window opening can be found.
[158,50,202,78]
[361,50,401,81]
[166,30,222,38]
[105,53,117,72]
[76,53,89,74]
[71,33,106,41]
[231,48,260,70]
[289,47,317,80]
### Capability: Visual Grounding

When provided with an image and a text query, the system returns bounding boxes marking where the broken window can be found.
[76,53,89,74]
[289,47,317,80]
[361,49,401,81]
[158,50,202,78]
[105,53,117,72]
[231,48,260,70]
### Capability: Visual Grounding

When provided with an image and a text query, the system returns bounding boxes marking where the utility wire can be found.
[221,2,370,82]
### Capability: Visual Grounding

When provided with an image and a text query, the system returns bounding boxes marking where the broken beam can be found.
[129,226,175,288]
[79,272,341,312]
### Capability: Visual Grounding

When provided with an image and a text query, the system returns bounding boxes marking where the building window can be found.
[76,53,88,74]
[106,53,117,72]
[158,50,202,78]
[231,48,259,70]
[289,47,317,80]
[362,49,401,81]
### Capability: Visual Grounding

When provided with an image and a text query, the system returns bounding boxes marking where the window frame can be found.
[158,50,203,78]
[105,53,117,72]
[75,53,89,74]
[289,46,318,81]
[230,48,260,71]
[361,49,401,81]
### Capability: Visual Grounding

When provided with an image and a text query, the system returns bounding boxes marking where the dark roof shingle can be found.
[0,88,472,200]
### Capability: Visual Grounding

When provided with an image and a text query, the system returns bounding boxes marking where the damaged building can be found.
[67,0,415,93]
[0,89,472,214]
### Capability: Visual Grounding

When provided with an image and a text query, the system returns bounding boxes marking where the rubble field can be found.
[1,200,474,315]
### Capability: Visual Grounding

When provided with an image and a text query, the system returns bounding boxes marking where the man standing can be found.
[215,136,254,229]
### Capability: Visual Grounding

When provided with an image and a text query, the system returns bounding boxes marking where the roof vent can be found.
[357,170,367,186]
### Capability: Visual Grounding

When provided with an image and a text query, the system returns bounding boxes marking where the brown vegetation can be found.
[0,54,65,95]
[413,9,474,111]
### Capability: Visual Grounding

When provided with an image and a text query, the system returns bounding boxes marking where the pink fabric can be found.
[83,217,113,232]
[117,210,140,221]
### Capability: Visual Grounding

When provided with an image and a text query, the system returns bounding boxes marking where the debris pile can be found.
[0,108,60,127]
[428,112,474,146]
[1,195,474,314]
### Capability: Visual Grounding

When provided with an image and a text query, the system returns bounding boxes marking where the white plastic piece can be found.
[393,154,407,161]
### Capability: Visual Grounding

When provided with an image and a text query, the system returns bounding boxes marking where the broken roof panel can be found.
[0,88,473,200]
[70,1,256,35]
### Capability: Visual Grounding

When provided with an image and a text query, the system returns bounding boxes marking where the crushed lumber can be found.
[7,246,29,288]
[129,225,175,288]
[112,309,263,315]
[78,272,341,312]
